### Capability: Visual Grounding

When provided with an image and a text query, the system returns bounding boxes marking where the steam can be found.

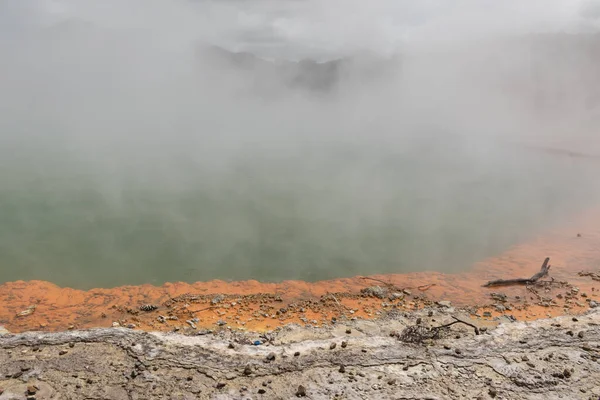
[1,0,600,288]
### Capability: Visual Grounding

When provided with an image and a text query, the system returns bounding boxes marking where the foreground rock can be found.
[1,310,600,399]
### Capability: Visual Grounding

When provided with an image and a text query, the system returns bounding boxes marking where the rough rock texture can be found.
[1,310,600,400]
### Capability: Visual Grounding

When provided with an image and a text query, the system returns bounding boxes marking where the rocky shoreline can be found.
[1,307,599,399]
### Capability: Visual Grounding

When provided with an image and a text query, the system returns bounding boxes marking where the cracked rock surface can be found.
[1,310,600,399]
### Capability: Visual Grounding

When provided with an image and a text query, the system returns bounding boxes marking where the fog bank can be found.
[1,0,600,287]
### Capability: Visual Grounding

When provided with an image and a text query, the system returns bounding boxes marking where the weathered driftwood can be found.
[483,257,551,287]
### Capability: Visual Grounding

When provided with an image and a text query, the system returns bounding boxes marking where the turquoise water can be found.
[0,136,597,289]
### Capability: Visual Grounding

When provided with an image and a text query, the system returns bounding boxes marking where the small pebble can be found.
[296,385,307,397]
[330,343,337,350]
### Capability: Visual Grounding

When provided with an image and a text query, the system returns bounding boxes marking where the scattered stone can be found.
[387,378,396,385]
[341,341,348,348]
[483,311,492,317]
[589,300,599,308]
[228,343,235,349]
[186,320,197,330]
[578,331,585,339]
[139,304,158,312]
[489,387,498,398]
[403,289,412,295]
[59,350,68,356]
[294,351,300,357]
[258,388,266,394]
[361,286,387,299]
[490,293,507,302]
[296,385,307,397]
[494,304,506,312]
[26,385,38,395]
[0,326,10,336]
[437,300,452,307]
[215,382,226,389]
[216,320,226,326]
[330,343,337,350]
[345,328,352,334]
[16,305,36,317]
[266,352,276,362]
[339,365,346,373]
[243,365,252,376]
[211,295,225,305]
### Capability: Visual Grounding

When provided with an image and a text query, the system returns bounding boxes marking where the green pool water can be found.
[0,135,597,289]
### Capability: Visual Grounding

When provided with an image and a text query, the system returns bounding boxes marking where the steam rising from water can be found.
[1,0,600,288]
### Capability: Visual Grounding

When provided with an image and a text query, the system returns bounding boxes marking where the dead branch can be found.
[398,316,480,343]
[188,305,219,314]
[483,258,551,287]
[326,293,343,309]
[448,316,480,335]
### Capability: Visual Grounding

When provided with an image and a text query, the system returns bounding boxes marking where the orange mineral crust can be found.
[1,208,600,334]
